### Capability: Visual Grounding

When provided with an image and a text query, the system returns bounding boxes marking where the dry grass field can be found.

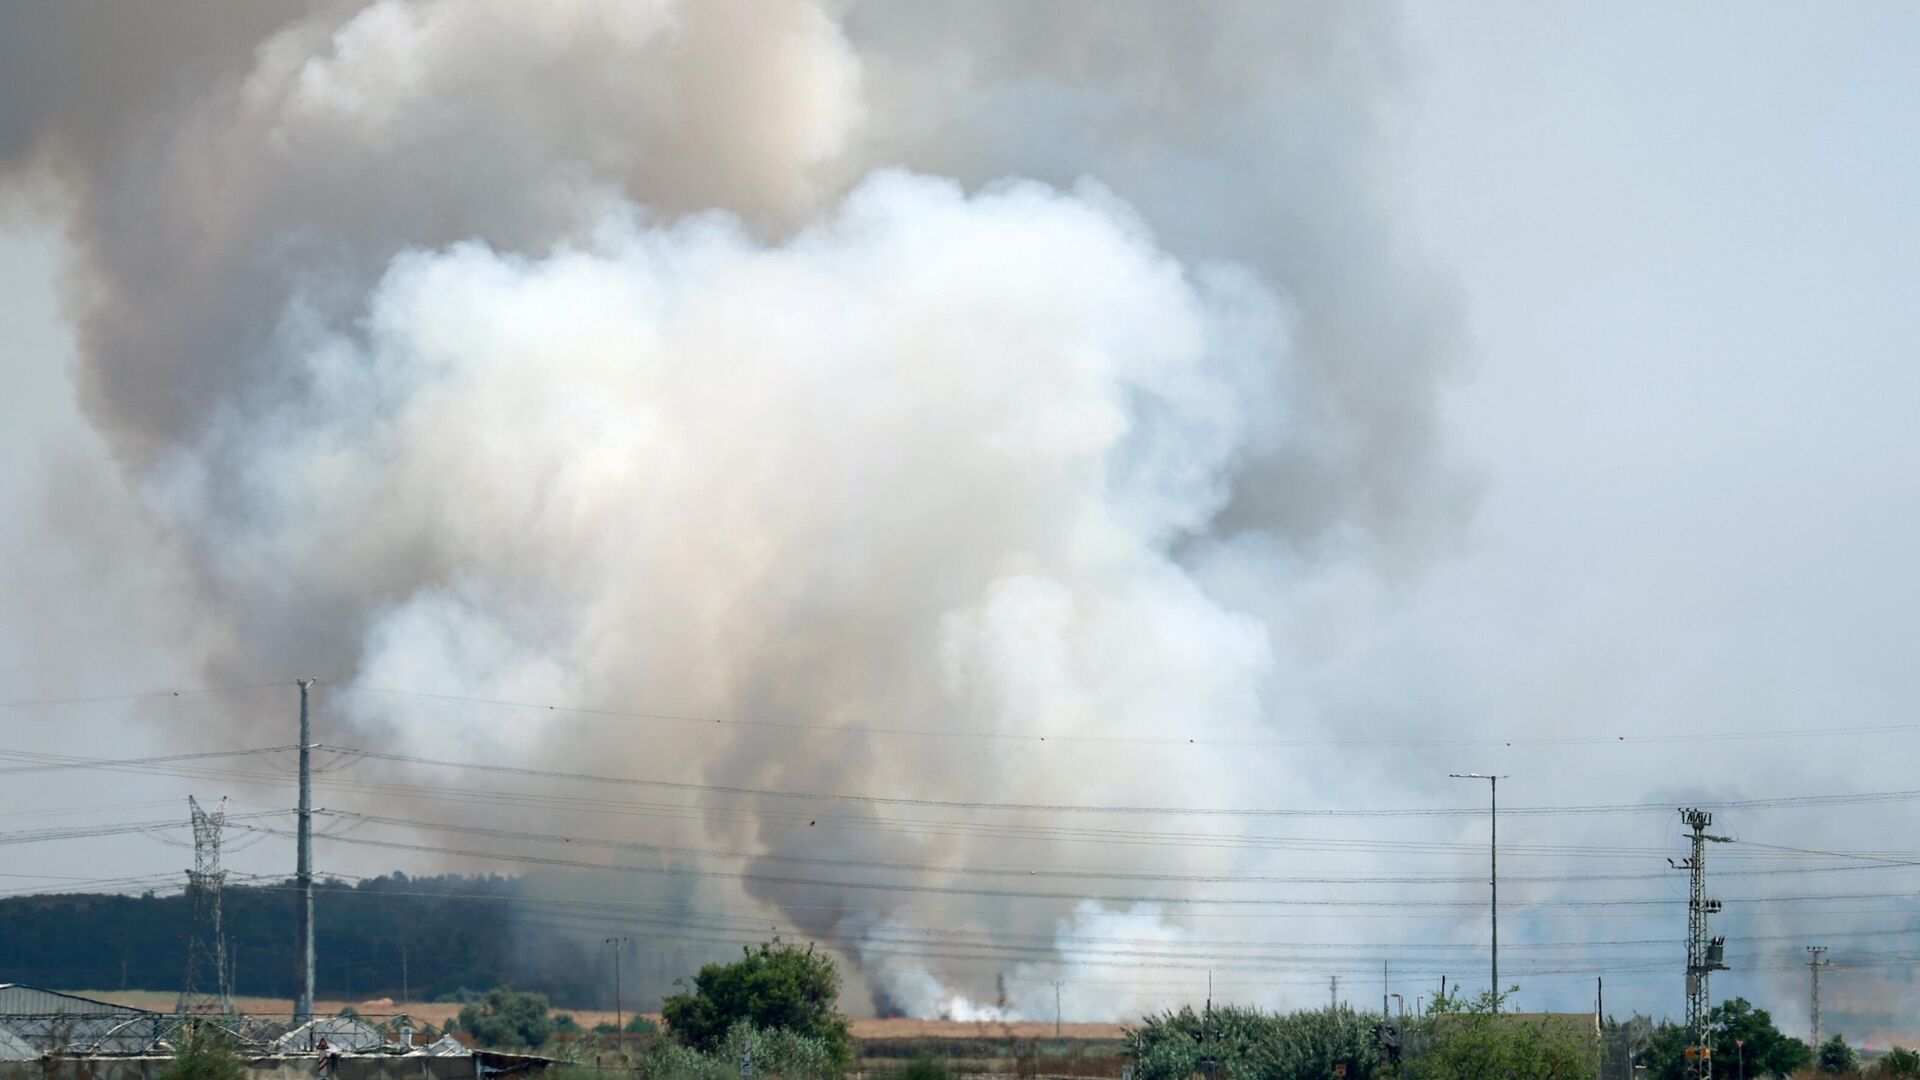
[63,992,1127,1042]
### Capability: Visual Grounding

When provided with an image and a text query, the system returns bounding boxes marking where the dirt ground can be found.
[64,992,1127,1040]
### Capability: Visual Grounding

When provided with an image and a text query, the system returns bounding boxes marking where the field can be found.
[63,992,1127,1041]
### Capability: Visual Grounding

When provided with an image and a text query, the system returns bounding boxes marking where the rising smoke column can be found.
[0,0,1467,1017]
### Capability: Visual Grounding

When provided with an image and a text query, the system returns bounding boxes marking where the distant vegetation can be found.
[1127,990,1597,1080]
[455,987,561,1050]
[0,874,562,1002]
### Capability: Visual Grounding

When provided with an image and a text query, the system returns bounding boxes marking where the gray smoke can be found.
[2,0,1469,1018]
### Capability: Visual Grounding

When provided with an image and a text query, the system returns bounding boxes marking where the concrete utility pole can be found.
[1449,773,1508,1011]
[607,937,630,1040]
[1330,975,1339,1010]
[1054,980,1064,1037]
[1806,947,1828,1046]
[1678,808,1730,1080]
[295,678,316,1024]
[1382,960,1389,1020]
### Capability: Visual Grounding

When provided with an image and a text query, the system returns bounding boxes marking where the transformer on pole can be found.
[1677,808,1730,1080]
[178,796,233,1015]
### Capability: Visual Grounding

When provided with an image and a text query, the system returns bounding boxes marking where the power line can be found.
[320,744,1920,821]
[327,683,1920,750]
[0,682,286,711]
[0,746,298,776]
[233,821,1920,912]
[314,809,1920,889]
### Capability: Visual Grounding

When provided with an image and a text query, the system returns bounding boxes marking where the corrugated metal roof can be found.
[0,985,156,1017]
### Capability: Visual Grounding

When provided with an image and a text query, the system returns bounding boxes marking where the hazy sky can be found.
[3,1,1918,1037]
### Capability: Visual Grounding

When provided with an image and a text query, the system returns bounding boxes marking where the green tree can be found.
[633,1022,839,1080]
[1126,1003,1381,1080]
[457,987,558,1049]
[1711,998,1811,1078]
[1876,1046,1920,1077]
[1407,989,1599,1080]
[661,938,852,1068]
[1819,1034,1860,1073]
[159,1022,249,1080]
[1636,1001,1809,1080]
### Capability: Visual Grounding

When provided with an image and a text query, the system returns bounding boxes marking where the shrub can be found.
[160,1022,248,1080]
[1128,1004,1381,1080]
[893,1053,950,1080]
[457,988,558,1049]
[633,1022,840,1080]
[1406,990,1598,1080]
[1877,1046,1920,1077]
[662,938,852,1067]
[1820,1035,1861,1074]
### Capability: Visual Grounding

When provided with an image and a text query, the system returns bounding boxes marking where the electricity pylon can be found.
[178,796,233,1015]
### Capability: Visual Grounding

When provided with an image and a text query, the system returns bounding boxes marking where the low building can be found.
[0,983,550,1080]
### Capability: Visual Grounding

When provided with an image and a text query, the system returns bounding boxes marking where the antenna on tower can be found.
[178,796,233,1015]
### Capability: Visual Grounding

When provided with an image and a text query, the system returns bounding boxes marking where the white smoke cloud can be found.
[1,0,1472,1017]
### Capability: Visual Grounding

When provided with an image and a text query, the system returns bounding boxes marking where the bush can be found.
[630,1015,661,1034]
[457,988,558,1049]
[662,938,852,1068]
[1405,990,1598,1080]
[633,1022,840,1080]
[892,1053,950,1080]
[1820,1035,1861,1074]
[1877,1046,1920,1077]
[160,1022,249,1080]
[1127,1004,1381,1080]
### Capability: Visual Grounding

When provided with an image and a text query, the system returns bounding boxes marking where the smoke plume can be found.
[2,0,1468,1017]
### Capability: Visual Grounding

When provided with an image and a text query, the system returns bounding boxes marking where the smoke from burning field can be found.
[1,1,1469,1019]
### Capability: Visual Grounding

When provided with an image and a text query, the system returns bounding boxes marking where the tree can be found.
[1127,1003,1381,1080]
[1877,1046,1920,1077]
[457,987,558,1049]
[1636,1000,1809,1080]
[1711,998,1810,1078]
[159,1022,249,1080]
[1818,1034,1860,1073]
[1406,988,1599,1080]
[661,938,852,1067]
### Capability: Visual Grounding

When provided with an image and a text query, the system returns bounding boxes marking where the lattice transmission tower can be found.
[178,796,234,1015]
[1677,808,1730,1080]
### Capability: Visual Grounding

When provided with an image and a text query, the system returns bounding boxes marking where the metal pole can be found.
[604,936,629,1043]
[1450,774,1508,1012]
[295,678,315,1024]
[1491,776,1498,1010]
[1054,980,1063,1037]
[1807,947,1827,1046]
